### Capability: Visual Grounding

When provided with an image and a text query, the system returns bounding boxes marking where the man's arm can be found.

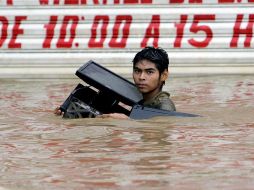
[97,113,129,119]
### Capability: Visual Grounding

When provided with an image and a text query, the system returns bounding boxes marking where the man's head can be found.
[132,47,169,97]
[133,46,169,74]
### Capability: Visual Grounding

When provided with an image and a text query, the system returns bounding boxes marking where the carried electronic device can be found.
[60,60,199,119]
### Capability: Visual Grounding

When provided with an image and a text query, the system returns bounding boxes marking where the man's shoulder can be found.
[155,91,171,99]
[144,91,176,111]
[157,91,176,111]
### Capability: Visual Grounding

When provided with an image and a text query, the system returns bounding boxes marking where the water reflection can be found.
[0,76,254,190]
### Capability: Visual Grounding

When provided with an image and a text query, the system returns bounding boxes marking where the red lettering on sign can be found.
[140,0,152,3]
[39,0,49,4]
[56,16,79,48]
[109,15,132,48]
[124,0,152,3]
[124,0,138,3]
[7,0,13,5]
[43,16,58,48]
[65,0,87,4]
[39,0,87,5]
[112,0,153,3]
[88,15,109,48]
[141,15,160,48]
[170,0,183,3]
[38,0,254,5]
[174,15,188,48]
[93,0,107,4]
[0,16,8,47]
[218,0,254,3]
[218,0,234,3]
[39,0,60,5]
[170,0,202,3]
[230,14,254,48]
[174,14,215,48]
[188,14,215,48]
[8,16,27,49]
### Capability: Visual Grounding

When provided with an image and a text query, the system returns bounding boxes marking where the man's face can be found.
[133,59,167,94]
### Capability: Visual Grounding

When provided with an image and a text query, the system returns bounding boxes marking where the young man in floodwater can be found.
[98,46,176,119]
[55,46,176,118]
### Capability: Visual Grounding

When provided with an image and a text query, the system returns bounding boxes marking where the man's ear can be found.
[161,69,169,82]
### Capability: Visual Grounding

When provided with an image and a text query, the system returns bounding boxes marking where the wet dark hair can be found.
[132,46,169,75]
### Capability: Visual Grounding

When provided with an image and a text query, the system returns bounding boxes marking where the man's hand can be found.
[97,113,129,119]
[54,107,63,116]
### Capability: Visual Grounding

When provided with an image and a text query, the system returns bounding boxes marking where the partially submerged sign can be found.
[1,2,254,78]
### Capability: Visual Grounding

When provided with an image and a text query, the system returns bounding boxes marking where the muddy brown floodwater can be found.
[0,75,254,190]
